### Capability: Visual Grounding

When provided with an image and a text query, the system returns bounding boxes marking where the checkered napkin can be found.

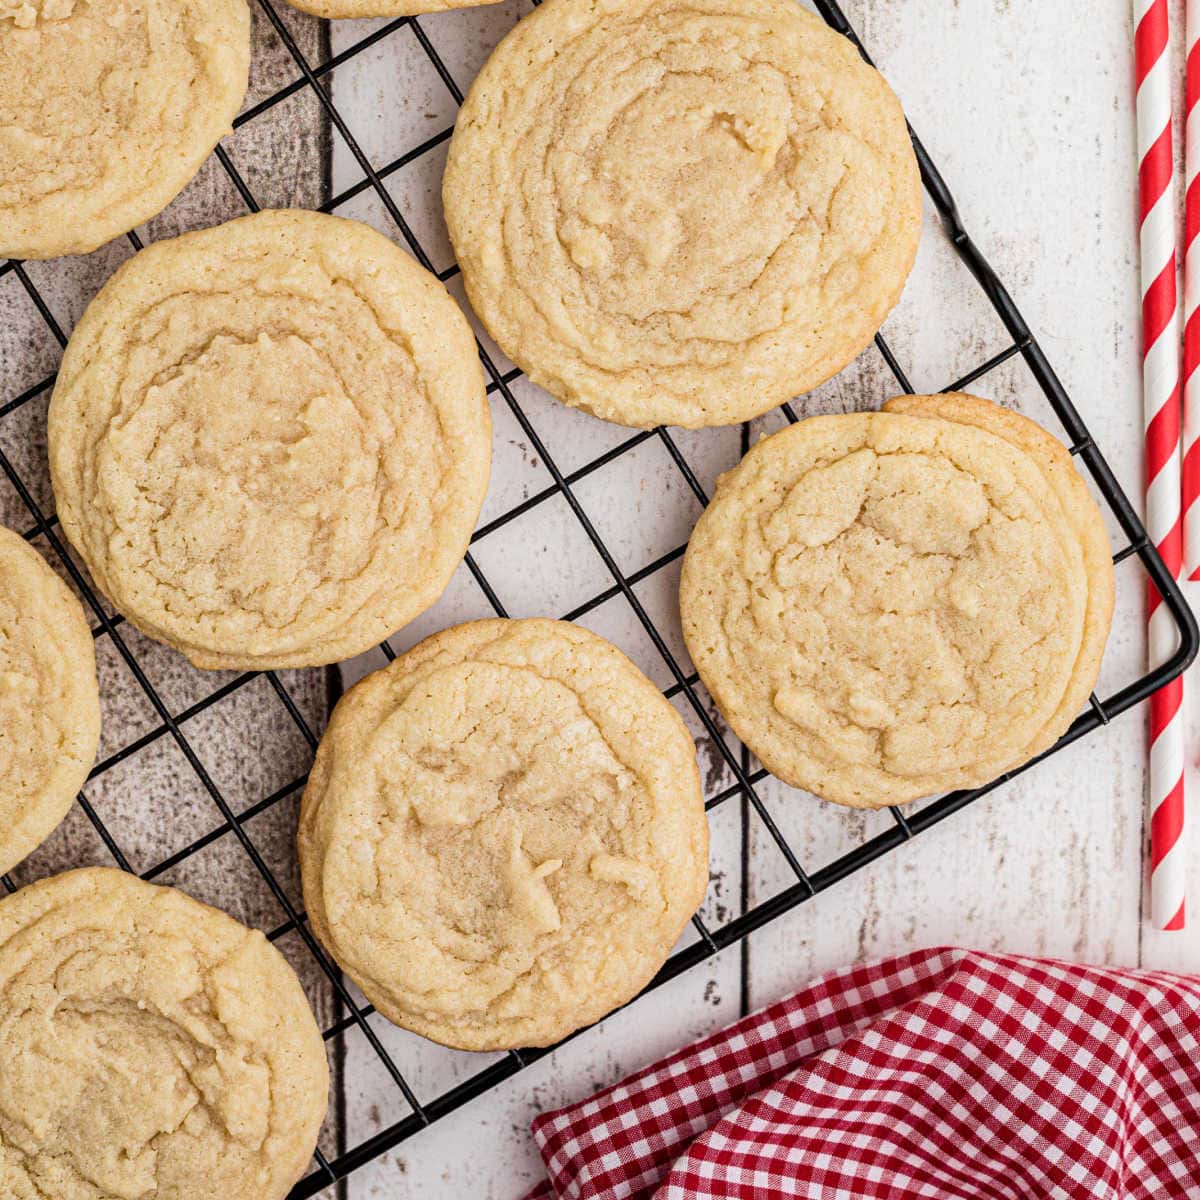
[520,946,1200,1199]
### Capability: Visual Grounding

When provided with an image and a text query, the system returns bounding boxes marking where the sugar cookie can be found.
[444,0,921,428]
[299,618,709,1050]
[49,210,492,670]
[0,868,328,1200]
[680,398,1107,807]
[0,0,250,260]
[0,526,99,877]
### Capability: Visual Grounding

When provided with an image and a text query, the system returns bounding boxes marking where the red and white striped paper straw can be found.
[1185,0,1200,578]
[1136,0,1186,930]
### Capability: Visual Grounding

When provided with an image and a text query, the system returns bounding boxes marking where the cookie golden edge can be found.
[442,0,923,430]
[882,392,1115,759]
[284,0,499,14]
[298,617,710,1051]
[0,0,252,261]
[0,867,329,1200]
[679,400,1102,809]
[47,209,492,671]
[0,528,100,878]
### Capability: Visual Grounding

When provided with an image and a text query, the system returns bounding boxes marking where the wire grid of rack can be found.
[1,0,1197,1194]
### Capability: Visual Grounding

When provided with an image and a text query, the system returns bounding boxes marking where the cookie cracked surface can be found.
[443,0,921,429]
[882,392,1114,763]
[0,526,100,878]
[0,0,251,260]
[680,397,1108,808]
[0,868,328,1200]
[49,209,492,670]
[298,618,709,1050]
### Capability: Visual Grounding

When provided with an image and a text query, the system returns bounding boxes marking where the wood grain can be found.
[326,1,1199,1196]
[0,2,1193,1197]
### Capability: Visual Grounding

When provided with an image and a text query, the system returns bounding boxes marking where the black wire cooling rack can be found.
[2,0,1197,1195]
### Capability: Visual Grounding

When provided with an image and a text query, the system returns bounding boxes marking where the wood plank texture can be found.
[0,3,1193,1198]
[326,1,1200,1195]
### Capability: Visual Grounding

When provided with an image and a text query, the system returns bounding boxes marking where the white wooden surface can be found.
[0,0,1180,1195]
[321,2,1200,1196]
[0,3,1189,1199]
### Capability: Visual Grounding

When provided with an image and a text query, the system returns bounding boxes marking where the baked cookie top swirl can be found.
[0,527,100,878]
[0,0,250,260]
[443,0,921,429]
[298,618,709,1051]
[49,210,492,670]
[680,403,1095,808]
[0,868,328,1200]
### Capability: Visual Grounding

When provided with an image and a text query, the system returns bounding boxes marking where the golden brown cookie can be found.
[680,399,1102,808]
[443,0,921,429]
[284,0,497,16]
[0,0,250,260]
[298,618,709,1051]
[882,392,1114,759]
[0,526,100,878]
[0,868,328,1200]
[48,209,492,670]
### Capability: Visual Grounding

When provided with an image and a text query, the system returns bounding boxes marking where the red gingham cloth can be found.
[520,947,1200,1199]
